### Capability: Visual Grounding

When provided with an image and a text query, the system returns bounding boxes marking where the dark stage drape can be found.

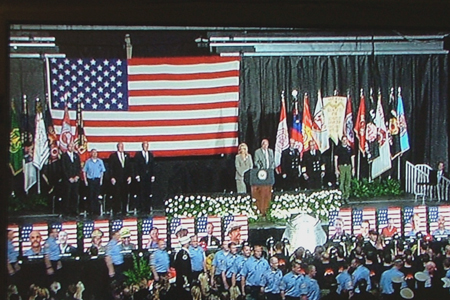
[9,52,449,206]
[239,55,449,179]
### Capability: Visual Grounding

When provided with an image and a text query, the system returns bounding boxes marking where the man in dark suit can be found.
[61,142,81,215]
[199,222,220,250]
[281,138,301,191]
[108,142,132,215]
[302,140,325,190]
[133,141,155,213]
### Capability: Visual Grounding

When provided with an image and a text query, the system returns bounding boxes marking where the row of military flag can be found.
[274,87,410,179]
[9,93,88,193]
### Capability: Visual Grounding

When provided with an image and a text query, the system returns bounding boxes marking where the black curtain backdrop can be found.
[239,55,449,180]
[9,40,449,206]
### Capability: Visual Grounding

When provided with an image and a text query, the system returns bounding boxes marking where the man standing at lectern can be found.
[254,139,275,170]
[253,139,275,217]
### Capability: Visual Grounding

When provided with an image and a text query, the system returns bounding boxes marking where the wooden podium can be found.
[249,169,275,216]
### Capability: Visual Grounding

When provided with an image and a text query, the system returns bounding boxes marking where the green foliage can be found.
[350,178,404,199]
[8,193,49,213]
[123,253,152,286]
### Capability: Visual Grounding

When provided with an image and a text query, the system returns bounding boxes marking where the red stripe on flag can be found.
[96,147,237,159]
[129,70,239,81]
[88,132,238,142]
[129,86,239,97]
[128,56,241,65]
[84,116,239,127]
[129,101,238,111]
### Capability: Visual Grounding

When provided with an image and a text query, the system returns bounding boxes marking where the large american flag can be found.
[111,218,138,247]
[20,223,48,254]
[328,208,352,238]
[377,207,402,233]
[142,216,168,249]
[82,219,110,251]
[169,217,195,250]
[428,205,450,234]
[197,215,222,242]
[47,56,240,158]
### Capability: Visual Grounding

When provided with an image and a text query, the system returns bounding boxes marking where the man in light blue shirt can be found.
[105,230,124,282]
[380,258,406,298]
[336,262,353,295]
[211,240,230,290]
[280,260,307,300]
[189,235,206,281]
[231,244,252,293]
[83,149,106,216]
[222,242,239,290]
[351,257,371,293]
[261,256,283,300]
[241,245,270,300]
[304,265,320,300]
[44,228,62,284]
[150,239,170,283]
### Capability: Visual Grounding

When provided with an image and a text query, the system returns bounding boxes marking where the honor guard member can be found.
[280,260,308,300]
[301,140,325,190]
[211,240,230,289]
[150,239,170,283]
[222,242,240,290]
[105,230,124,283]
[380,259,406,300]
[304,265,320,300]
[232,243,252,294]
[189,235,206,281]
[351,258,371,293]
[174,236,193,296]
[281,138,301,191]
[240,245,270,300]
[261,256,283,300]
[44,228,62,284]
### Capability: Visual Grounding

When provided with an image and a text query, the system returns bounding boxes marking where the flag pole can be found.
[35,98,41,195]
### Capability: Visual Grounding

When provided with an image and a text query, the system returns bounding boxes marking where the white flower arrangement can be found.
[267,189,342,222]
[164,193,259,221]
[164,189,342,223]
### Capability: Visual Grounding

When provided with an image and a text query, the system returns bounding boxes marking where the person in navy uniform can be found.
[281,138,301,191]
[174,236,192,297]
[261,256,283,300]
[61,142,81,215]
[150,239,170,283]
[240,244,270,300]
[108,142,132,215]
[301,140,325,190]
[133,141,155,213]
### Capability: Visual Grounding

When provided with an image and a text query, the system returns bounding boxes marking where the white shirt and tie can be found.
[118,152,125,168]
